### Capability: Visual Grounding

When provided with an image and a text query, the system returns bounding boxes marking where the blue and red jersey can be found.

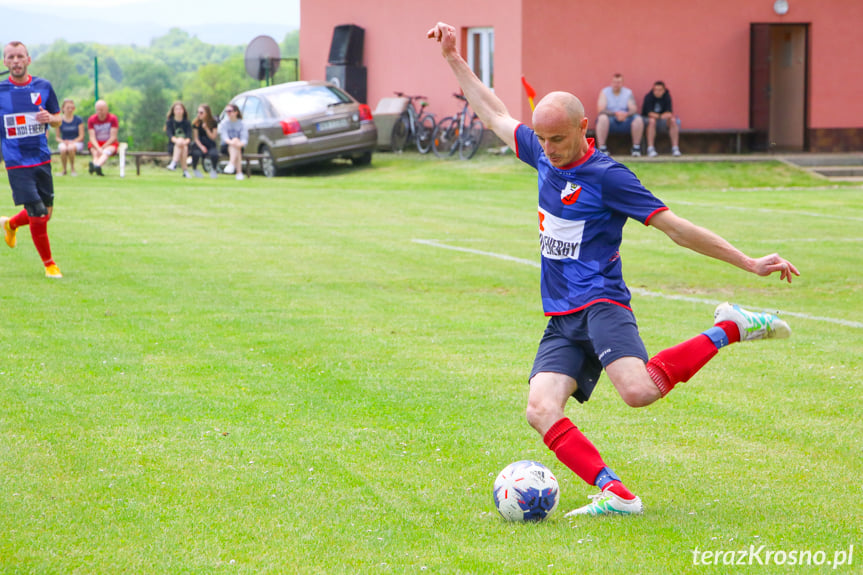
[515,124,668,315]
[0,75,59,169]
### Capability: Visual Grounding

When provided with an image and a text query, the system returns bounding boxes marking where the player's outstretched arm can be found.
[649,209,800,283]
[427,22,518,150]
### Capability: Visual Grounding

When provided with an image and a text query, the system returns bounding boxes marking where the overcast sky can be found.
[0,0,300,45]
[0,0,299,26]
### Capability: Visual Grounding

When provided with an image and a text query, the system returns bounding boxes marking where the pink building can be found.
[301,0,863,152]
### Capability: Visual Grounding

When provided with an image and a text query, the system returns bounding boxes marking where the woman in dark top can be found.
[165,101,192,177]
[190,103,220,178]
[55,98,84,176]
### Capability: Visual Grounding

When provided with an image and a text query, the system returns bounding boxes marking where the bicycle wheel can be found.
[432,116,459,158]
[459,117,485,160]
[415,114,436,154]
[390,112,410,152]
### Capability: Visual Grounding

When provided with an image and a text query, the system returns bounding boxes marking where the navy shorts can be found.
[529,302,649,403]
[609,116,637,134]
[6,163,54,207]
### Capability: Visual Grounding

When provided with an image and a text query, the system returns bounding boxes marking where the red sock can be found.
[716,320,741,344]
[28,215,54,266]
[647,334,720,396]
[9,209,29,229]
[647,320,743,396]
[604,480,636,500]
[543,417,607,486]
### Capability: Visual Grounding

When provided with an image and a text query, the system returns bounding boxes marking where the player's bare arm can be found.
[106,127,119,147]
[597,91,609,116]
[649,209,800,283]
[36,106,60,129]
[428,22,518,150]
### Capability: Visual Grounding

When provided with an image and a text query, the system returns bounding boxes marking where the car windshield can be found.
[268,85,352,116]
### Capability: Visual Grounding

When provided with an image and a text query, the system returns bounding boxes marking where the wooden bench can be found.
[679,128,755,154]
[587,126,755,155]
[126,151,266,177]
[50,147,264,177]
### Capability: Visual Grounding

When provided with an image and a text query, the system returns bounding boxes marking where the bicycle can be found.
[431,93,485,160]
[390,92,436,154]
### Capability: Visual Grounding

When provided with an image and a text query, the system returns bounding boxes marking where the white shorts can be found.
[59,141,85,153]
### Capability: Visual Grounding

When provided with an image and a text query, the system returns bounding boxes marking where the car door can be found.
[239,96,267,154]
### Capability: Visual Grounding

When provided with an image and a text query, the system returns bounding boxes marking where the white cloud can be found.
[0,0,145,6]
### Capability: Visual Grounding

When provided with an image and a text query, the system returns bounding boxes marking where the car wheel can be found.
[260,145,277,178]
[352,151,372,166]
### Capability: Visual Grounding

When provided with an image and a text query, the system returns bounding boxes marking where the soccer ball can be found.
[492,460,560,521]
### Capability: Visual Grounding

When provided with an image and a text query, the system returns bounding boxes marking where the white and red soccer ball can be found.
[493,460,560,521]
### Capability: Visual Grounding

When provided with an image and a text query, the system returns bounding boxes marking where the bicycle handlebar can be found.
[394,91,428,101]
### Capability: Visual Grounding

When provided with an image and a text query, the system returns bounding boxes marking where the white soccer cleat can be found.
[564,488,643,518]
[714,302,791,341]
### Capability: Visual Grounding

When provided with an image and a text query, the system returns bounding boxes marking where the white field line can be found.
[716,185,863,192]
[671,200,863,223]
[412,239,863,329]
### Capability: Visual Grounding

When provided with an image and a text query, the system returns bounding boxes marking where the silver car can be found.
[227,81,377,177]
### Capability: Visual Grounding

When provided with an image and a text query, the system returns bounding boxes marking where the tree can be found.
[131,83,169,151]
[123,58,177,92]
[29,45,89,100]
[183,55,260,117]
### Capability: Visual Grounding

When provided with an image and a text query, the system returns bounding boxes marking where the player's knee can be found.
[618,381,660,408]
[24,201,49,218]
[525,397,560,433]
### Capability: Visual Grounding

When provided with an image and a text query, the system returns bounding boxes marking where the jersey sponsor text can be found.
[538,206,584,260]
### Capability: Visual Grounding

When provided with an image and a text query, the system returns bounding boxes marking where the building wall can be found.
[301,0,863,143]
[299,0,522,124]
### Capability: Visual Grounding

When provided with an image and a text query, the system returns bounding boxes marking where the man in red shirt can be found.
[87,99,118,176]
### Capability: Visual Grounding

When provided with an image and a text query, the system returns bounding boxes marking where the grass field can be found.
[1,153,861,574]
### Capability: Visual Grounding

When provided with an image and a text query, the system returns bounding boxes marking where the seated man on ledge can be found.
[595,73,644,157]
[87,100,118,176]
[642,81,681,157]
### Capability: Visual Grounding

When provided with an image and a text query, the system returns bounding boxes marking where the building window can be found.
[467,27,494,89]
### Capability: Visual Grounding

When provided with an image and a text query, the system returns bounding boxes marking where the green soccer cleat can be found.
[714,302,790,341]
[564,488,644,518]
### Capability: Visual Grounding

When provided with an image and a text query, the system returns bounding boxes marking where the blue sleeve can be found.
[46,85,60,115]
[514,124,541,169]
[600,164,667,224]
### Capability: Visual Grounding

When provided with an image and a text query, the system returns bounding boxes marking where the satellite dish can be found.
[245,35,282,82]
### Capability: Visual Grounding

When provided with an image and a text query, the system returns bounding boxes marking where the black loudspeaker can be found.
[326,65,367,104]
[328,24,364,66]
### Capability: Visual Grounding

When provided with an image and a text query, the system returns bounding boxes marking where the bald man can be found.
[87,100,118,176]
[428,22,799,518]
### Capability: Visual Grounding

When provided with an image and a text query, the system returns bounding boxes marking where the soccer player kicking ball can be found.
[1,41,63,278]
[428,23,799,517]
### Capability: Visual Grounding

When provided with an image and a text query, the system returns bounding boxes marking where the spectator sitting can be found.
[218,104,248,181]
[595,73,644,157]
[87,100,119,176]
[191,103,220,178]
[56,98,84,176]
[642,81,681,157]
[165,101,192,177]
